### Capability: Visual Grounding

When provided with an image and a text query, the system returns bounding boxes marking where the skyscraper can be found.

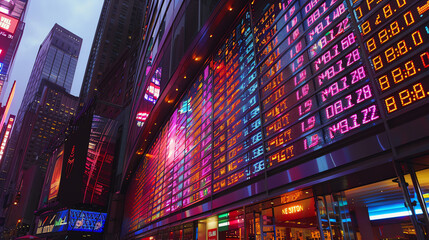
[1,81,79,238]
[78,0,144,105]
[16,23,82,131]
[0,24,81,237]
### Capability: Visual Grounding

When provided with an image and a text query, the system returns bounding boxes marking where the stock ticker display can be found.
[126,0,429,231]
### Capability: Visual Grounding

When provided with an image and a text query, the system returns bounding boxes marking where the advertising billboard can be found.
[68,209,107,232]
[48,146,64,201]
[0,12,18,34]
[36,210,69,234]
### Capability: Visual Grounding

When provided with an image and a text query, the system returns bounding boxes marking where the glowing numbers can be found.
[397,0,406,8]
[366,0,374,11]
[378,29,388,44]
[341,32,356,50]
[383,4,393,18]
[397,40,408,54]
[404,11,414,26]
[385,96,397,112]
[372,56,383,70]
[412,31,423,46]
[366,38,377,52]
[405,61,417,76]
[361,21,371,36]
[385,47,395,63]
[328,105,379,139]
[399,89,412,106]
[421,52,429,68]
[324,85,373,120]
[414,83,426,99]
[384,83,428,113]
[390,21,400,36]
[355,6,363,20]
[378,75,390,90]
[391,68,403,83]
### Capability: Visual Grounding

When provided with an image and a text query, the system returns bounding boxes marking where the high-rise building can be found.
[15,23,81,132]
[0,24,81,238]
[2,80,78,238]
[78,0,144,105]
[1,23,81,200]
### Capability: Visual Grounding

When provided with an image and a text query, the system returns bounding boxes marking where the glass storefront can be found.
[242,166,429,240]
[142,163,429,240]
[318,167,429,239]
[245,189,318,240]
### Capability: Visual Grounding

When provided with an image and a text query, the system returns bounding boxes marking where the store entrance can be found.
[318,172,429,240]
[246,190,321,240]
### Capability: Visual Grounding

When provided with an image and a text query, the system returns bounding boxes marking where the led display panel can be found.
[352,0,429,116]
[36,210,69,234]
[68,209,107,232]
[48,146,64,201]
[0,12,18,35]
[125,0,429,234]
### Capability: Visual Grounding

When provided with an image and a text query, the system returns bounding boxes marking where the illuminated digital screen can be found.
[68,209,107,232]
[48,146,64,201]
[354,0,429,114]
[383,81,429,114]
[144,68,161,104]
[0,12,18,34]
[275,198,316,221]
[125,0,429,233]
[0,115,13,162]
[36,210,69,235]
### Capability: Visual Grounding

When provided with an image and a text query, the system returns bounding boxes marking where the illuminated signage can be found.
[0,12,18,34]
[144,68,161,104]
[68,209,107,232]
[218,209,244,232]
[354,0,429,115]
[280,189,313,204]
[126,0,429,233]
[0,81,15,135]
[208,229,217,240]
[136,112,149,127]
[276,198,316,222]
[48,146,64,201]
[282,204,304,215]
[36,210,68,234]
[0,115,13,162]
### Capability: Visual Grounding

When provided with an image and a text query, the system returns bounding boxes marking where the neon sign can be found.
[0,115,13,162]
[136,112,149,127]
[0,12,18,34]
[144,68,161,104]
[282,204,304,215]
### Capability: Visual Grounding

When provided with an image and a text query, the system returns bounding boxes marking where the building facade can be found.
[120,0,429,239]
[2,80,78,238]
[16,23,81,132]
[1,23,81,207]
[0,24,81,238]
[78,0,144,105]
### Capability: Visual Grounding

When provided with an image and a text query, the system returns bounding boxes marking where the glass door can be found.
[317,194,355,240]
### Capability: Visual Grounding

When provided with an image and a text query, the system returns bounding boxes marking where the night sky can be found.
[5,0,104,116]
